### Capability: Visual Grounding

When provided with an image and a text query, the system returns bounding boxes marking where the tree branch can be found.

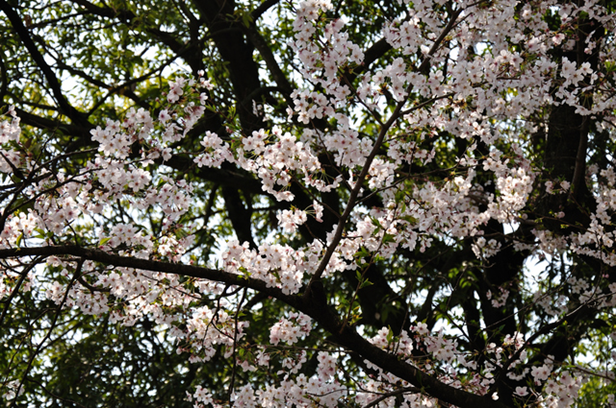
[251,0,280,20]
[0,0,87,126]
[0,244,509,407]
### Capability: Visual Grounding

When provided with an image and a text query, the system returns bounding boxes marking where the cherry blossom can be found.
[2,0,616,406]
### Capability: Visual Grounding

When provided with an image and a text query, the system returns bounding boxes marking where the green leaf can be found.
[360,279,373,289]
[386,327,393,344]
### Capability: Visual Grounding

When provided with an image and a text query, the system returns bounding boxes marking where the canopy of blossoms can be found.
[1,0,616,406]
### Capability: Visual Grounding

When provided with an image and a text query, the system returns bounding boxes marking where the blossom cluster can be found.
[269,312,312,345]
[222,240,324,294]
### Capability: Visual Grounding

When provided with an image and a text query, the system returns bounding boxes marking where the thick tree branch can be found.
[0,245,292,301]
[192,0,264,133]
[221,186,257,248]
[242,23,293,98]
[251,0,280,20]
[0,244,510,408]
